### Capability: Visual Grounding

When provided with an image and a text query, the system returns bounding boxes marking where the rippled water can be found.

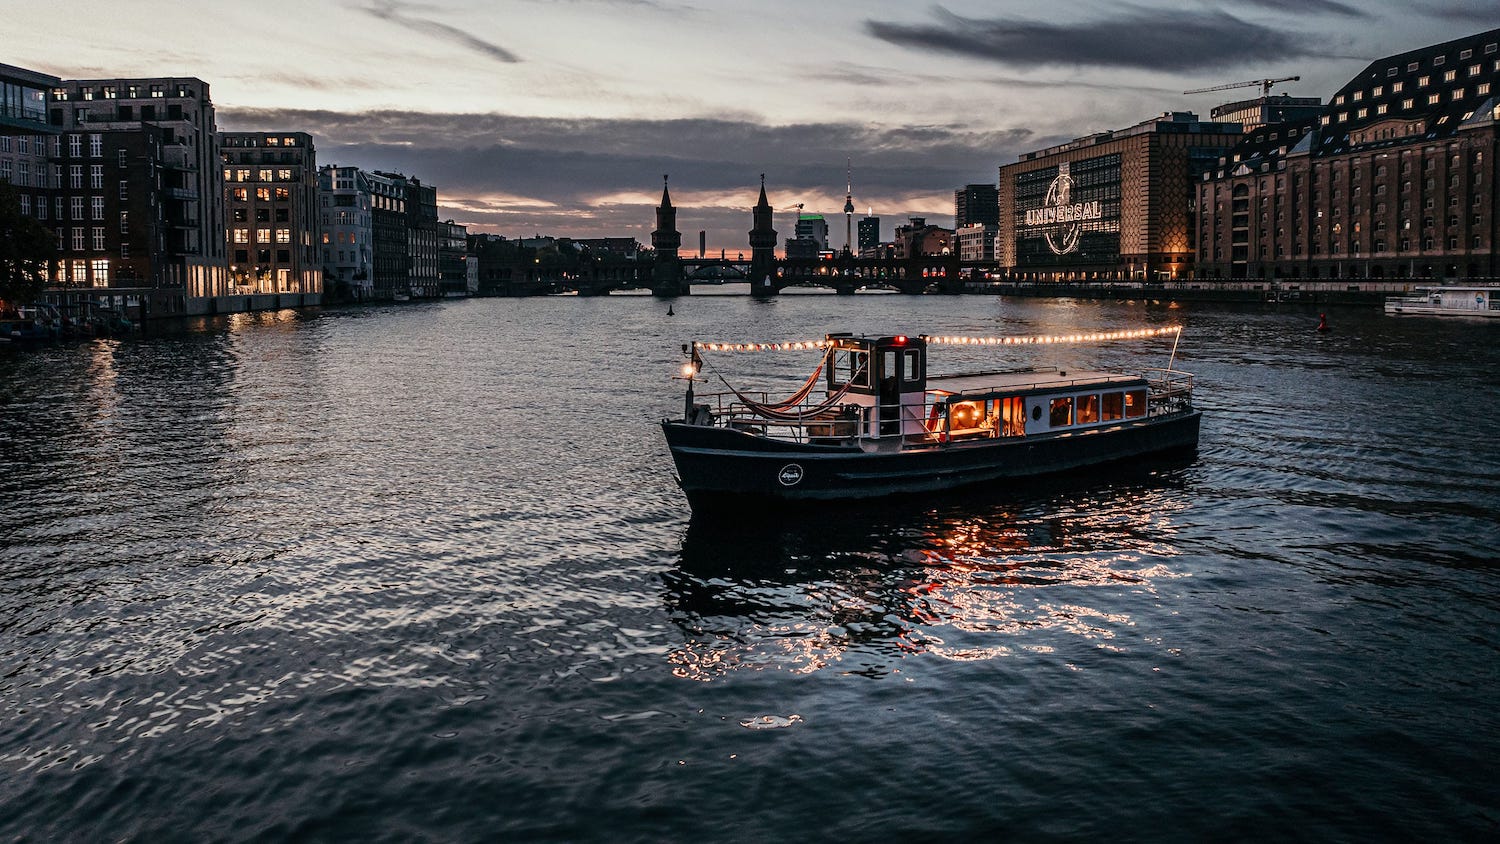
[1,295,1497,841]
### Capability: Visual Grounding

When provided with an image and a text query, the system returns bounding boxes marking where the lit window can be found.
[91,258,109,286]
[1076,394,1100,424]
[233,227,248,243]
[1049,397,1073,428]
[275,228,290,244]
[1444,70,1457,82]
[258,169,273,181]
[1392,81,1403,93]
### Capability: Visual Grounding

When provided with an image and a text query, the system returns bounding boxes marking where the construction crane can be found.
[1184,76,1300,97]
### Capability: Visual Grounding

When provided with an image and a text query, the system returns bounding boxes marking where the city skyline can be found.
[9,0,1499,254]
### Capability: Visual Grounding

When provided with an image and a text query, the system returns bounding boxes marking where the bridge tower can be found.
[651,175,687,296]
[748,174,778,296]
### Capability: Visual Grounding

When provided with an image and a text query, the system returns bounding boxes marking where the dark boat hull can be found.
[662,411,1201,506]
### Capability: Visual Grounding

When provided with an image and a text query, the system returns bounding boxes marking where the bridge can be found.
[474,253,980,297]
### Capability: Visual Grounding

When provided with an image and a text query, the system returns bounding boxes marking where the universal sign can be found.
[1024,201,1103,227]
[1021,162,1101,255]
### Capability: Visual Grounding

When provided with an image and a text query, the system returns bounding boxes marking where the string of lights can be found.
[925,326,1181,346]
[690,327,1180,353]
[692,340,832,352]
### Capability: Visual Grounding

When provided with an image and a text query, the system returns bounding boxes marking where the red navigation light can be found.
[893,335,908,346]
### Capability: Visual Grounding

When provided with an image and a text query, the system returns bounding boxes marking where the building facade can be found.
[1198,28,1500,281]
[221,131,322,297]
[956,222,998,262]
[857,215,880,255]
[893,216,953,258]
[367,170,408,300]
[318,165,374,299]
[998,112,1241,281]
[46,77,230,310]
[1,63,60,237]
[955,183,1000,228]
[438,220,469,296]
[1211,95,1324,133]
[402,176,440,298]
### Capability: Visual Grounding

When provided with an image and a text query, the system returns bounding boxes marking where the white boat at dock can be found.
[1384,285,1500,318]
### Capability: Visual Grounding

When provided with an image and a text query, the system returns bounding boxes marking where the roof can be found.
[927,368,1143,397]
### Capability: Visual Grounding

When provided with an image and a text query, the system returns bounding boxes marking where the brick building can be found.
[1198,28,1500,281]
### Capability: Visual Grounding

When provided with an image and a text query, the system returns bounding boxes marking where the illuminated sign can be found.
[1022,162,1102,255]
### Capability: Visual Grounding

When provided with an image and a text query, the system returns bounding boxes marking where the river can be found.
[1,294,1497,841]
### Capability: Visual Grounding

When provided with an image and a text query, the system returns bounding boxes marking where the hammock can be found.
[717,357,866,423]
[752,347,829,411]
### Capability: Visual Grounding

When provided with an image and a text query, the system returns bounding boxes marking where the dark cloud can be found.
[811,62,1181,96]
[865,7,1323,72]
[218,107,1045,244]
[358,1,521,64]
[1409,0,1500,21]
[1232,0,1366,17]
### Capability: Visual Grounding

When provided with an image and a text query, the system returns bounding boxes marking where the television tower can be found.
[843,159,856,255]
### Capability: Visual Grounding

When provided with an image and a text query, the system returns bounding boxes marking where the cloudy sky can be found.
[10,0,1499,253]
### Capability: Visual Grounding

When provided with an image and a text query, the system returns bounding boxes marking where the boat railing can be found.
[1143,368,1194,415]
[688,389,872,444]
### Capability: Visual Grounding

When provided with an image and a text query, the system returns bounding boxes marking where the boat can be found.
[661,328,1200,506]
[1384,285,1500,318]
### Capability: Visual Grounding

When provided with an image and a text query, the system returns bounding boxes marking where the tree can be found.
[0,180,56,312]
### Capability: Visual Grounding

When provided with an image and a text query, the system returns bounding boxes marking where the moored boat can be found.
[661,328,1200,507]
[1384,285,1500,317]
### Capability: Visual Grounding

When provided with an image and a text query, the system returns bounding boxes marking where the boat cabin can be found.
[822,333,1162,445]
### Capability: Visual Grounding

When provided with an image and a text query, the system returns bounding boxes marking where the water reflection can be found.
[665,465,1195,681]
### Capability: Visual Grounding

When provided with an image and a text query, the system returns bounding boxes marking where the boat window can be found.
[948,400,986,436]
[903,349,921,383]
[1076,393,1099,424]
[1049,397,1073,427]
[999,396,1026,436]
[1102,392,1124,421]
[833,350,870,389]
[1125,389,1147,418]
[882,350,897,389]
